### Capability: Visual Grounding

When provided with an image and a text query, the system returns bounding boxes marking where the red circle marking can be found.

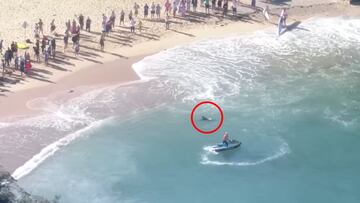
[190,101,224,134]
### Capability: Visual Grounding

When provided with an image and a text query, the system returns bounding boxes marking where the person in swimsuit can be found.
[222,132,230,147]
[280,8,288,27]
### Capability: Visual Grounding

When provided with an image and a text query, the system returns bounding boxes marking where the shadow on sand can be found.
[286,21,310,32]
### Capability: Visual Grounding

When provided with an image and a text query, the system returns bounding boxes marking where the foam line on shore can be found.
[11,118,113,180]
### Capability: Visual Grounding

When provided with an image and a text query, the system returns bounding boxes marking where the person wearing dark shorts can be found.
[144,3,149,18]
[205,0,210,14]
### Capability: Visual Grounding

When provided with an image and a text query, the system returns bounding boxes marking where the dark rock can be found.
[0,165,51,203]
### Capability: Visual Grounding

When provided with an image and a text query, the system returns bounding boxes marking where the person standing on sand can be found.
[110,11,116,29]
[173,1,178,17]
[38,19,44,35]
[71,19,77,33]
[165,0,172,15]
[129,10,133,21]
[44,48,49,65]
[100,34,105,51]
[35,39,40,51]
[144,3,149,18]
[4,48,11,67]
[63,31,69,53]
[10,42,16,55]
[17,54,21,70]
[211,0,216,12]
[130,18,136,33]
[79,14,84,30]
[0,40,3,55]
[102,14,107,29]
[102,20,106,33]
[1,60,5,78]
[165,13,170,30]
[204,0,210,14]
[86,17,91,32]
[120,10,125,25]
[134,3,140,17]
[217,0,222,10]
[251,0,256,7]
[156,4,161,19]
[74,41,80,57]
[33,43,40,62]
[34,46,40,62]
[9,44,14,64]
[280,8,288,27]
[50,19,56,33]
[138,20,143,32]
[179,0,186,16]
[223,0,228,16]
[192,0,198,12]
[25,59,31,74]
[72,30,79,49]
[20,57,25,76]
[14,54,19,69]
[34,24,40,39]
[41,37,46,54]
[186,0,191,12]
[232,0,237,16]
[1,59,6,78]
[151,2,156,19]
[65,20,71,32]
[25,51,30,61]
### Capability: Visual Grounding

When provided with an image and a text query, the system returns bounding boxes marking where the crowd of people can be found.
[1,0,263,80]
[1,42,32,77]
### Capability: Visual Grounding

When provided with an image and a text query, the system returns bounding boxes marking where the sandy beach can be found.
[0,0,359,173]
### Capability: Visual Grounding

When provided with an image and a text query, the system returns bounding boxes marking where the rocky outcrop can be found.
[0,166,50,203]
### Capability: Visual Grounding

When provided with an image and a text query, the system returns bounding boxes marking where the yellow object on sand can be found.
[17,42,29,49]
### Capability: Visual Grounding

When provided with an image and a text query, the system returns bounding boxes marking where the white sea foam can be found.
[12,82,145,131]
[12,118,112,180]
[4,79,157,180]
[323,107,358,128]
[201,142,290,166]
[132,17,360,104]
[5,17,360,181]
[0,122,10,128]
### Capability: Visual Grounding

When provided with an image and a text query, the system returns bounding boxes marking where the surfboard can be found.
[265,12,270,21]
[263,9,270,21]
[278,17,285,36]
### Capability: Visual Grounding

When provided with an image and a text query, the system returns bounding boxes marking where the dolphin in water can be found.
[201,116,213,121]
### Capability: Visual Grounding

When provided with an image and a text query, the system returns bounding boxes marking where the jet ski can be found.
[211,140,241,152]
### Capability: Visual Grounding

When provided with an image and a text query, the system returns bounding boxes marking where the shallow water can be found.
[4,17,360,202]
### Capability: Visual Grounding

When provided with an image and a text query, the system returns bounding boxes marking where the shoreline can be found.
[1,21,268,175]
[1,2,358,118]
[0,19,270,119]
[0,2,359,175]
[0,56,142,118]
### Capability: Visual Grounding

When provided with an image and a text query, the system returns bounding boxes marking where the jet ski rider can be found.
[222,132,230,147]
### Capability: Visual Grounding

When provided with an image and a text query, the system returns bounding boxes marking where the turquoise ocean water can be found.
[1,17,360,202]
